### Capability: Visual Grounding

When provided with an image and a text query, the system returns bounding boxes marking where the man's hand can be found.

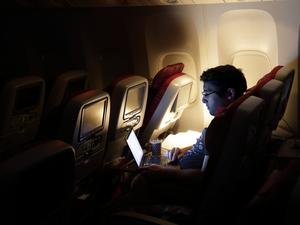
[169,147,186,162]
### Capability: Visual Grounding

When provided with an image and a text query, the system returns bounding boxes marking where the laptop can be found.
[126,129,170,168]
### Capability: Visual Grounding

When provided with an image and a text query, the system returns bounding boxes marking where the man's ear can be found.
[226,88,236,101]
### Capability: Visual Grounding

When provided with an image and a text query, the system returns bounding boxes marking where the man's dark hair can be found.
[200,64,247,98]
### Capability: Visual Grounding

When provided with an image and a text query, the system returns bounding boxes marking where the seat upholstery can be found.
[0,140,75,225]
[0,76,45,160]
[104,75,148,163]
[140,63,195,146]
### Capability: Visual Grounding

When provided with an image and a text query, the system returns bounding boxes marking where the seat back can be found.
[42,70,88,137]
[0,140,75,225]
[254,79,284,148]
[197,95,265,224]
[140,63,195,145]
[104,75,148,163]
[45,70,87,114]
[249,65,294,132]
[272,66,295,130]
[58,89,110,182]
[0,76,45,159]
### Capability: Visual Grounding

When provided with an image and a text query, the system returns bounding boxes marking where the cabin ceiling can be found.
[15,0,289,8]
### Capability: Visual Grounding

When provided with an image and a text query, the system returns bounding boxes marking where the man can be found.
[107,64,247,208]
[171,64,247,170]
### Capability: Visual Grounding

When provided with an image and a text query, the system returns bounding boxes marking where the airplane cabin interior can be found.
[0,0,300,225]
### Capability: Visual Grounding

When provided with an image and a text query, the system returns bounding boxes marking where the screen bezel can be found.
[79,97,108,141]
[123,83,146,120]
[171,83,192,112]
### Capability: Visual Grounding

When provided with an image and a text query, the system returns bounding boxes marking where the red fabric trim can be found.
[151,63,184,91]
[143,72,184,128]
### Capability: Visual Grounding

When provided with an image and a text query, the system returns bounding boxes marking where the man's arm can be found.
[141,165,204,185]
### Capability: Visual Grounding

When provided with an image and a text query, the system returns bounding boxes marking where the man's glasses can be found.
[201,90,218,97]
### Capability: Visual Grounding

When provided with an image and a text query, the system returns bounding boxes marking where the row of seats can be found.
[107,65,295,225]
[0,63,195,224]
[0,63,294,225]
[1,63,195,174]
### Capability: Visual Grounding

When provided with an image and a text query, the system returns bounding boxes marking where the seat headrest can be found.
[151,63,184,91]
[45,70,88,116]
[107,75,148,137]
[105,74,133,94]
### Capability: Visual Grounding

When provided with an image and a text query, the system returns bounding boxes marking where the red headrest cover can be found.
[151,63,184,91]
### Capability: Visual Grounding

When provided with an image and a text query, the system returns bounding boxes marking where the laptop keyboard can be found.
[144,155,170,166]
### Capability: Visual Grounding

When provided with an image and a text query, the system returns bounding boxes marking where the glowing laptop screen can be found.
[126,129,144,167]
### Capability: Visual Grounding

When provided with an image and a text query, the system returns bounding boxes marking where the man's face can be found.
[202,81,228,116]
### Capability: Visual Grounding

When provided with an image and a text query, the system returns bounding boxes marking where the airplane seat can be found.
[252,79,284,150]
[139,63,195,146]
[243,66,284,146]
[248,66,293,156]
[239,68,285,193]
[57,89,110,184]
[249,65,295,131]
[0,76,45,160]
[0,140,75,225]
[196,95,265,224]
[103,75,148,163]
[106,95,265,225]
[41,70,88,137]
[272,66,295,130]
